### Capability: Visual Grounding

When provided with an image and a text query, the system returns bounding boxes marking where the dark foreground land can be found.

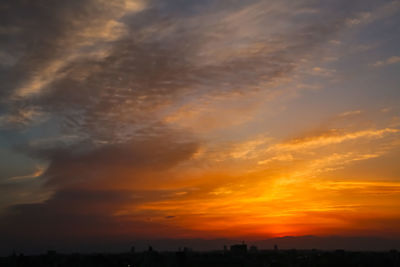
[1,249,400,267]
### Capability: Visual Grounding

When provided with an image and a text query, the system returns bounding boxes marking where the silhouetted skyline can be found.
[2,242,400,267]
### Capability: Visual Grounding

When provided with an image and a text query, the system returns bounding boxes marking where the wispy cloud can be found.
[5,166,47,183]
[268,128,399,152]
[338,110,362,117]
[370,56,400,67]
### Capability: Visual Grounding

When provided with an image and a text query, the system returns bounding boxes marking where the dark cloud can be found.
[0,0,118,97]
[0,186,202,255]
[0,155,203,255]
[36,133,198,187]
[2,0,362,130]
[1,0,370,142]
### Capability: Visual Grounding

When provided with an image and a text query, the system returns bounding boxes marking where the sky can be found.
[0,0,400,253]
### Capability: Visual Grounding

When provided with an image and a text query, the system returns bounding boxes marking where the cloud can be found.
[1,0,364,131]
[0,108,47,129]
[251,123,400,181]
[338,110,362,117]
[0,188,192,248]
[268,128,399,152]
[345,0,400,27]
[2,0,146,99]
[4,166,46,182]
[0,0,363,181]
[371,56,400,67]
[314,180,400,192]
[27,133,199,189]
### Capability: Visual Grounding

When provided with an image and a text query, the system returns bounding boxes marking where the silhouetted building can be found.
[249,245,258,253]
[143,245,159,267]
[183,247,192,252]
[230,242,247,255]
[47,250,57,256]
[176,251,187,267]
[1,247,399,267]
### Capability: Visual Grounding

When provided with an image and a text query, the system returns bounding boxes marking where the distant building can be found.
[47,250,57,256]
[230,242,247,255]
[249,245,258,253]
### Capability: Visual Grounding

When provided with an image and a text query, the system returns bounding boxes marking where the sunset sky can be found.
[1,0,400,252]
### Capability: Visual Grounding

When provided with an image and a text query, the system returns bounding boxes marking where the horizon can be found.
[1,0,400,255]
[3,235,400,256]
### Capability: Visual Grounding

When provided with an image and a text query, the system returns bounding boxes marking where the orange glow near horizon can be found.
[108,130,400,238]
[92,122,400,239]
